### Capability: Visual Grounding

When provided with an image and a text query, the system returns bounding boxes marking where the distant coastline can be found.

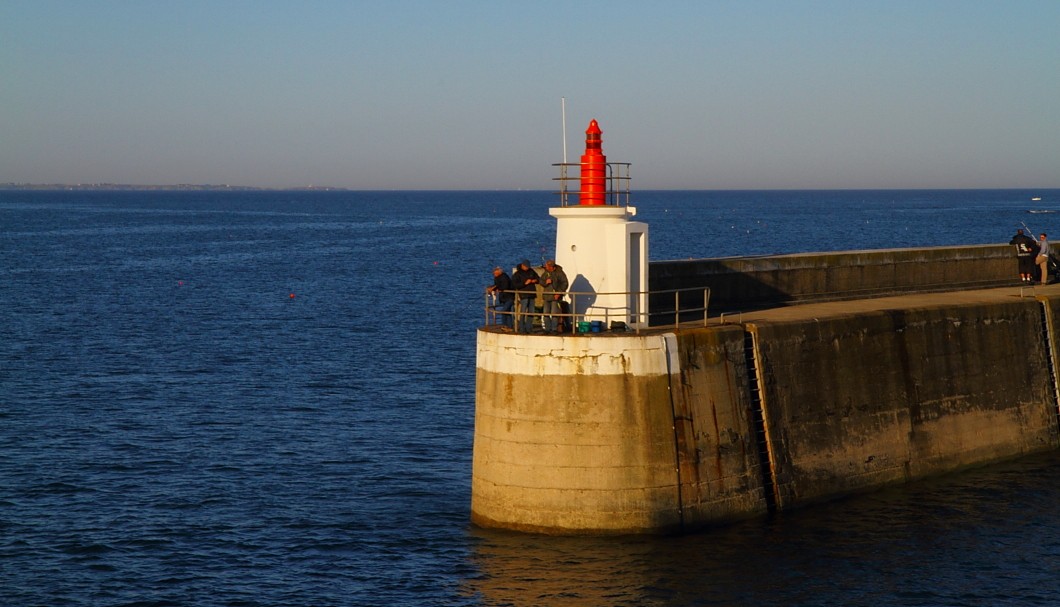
[0,183,347,191]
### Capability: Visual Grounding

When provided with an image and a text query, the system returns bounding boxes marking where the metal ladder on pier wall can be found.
[1037,300,1060,433]
[743,329,778,513]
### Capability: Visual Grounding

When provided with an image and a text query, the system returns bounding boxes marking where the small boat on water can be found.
[1032,197,1042,201]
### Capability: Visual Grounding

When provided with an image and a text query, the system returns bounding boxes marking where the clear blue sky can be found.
[2,1,1058,189]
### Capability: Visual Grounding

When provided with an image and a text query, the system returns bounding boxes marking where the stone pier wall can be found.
[749,299,1058,511]
[472,291,1060,534]
[648,244,1017,316]
[471,332,682,534]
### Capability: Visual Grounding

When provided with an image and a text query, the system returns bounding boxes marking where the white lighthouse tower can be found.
[550,119,649,328]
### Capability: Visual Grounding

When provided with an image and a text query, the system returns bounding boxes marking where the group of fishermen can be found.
[1011,229,1052,284]
[486,260,569,333]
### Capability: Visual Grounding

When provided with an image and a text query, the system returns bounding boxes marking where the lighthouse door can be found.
[629,231,643,325]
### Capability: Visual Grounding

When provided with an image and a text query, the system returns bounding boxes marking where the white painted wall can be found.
[476,330,679,377]
[549,205,649,327]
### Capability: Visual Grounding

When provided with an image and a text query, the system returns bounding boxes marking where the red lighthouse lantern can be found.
[579,119,606,205]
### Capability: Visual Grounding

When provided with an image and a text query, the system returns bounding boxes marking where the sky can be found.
[2,0,1058,190]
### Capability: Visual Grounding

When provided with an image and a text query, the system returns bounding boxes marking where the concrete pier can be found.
[471,332,684,533]
[471,278,1060,534]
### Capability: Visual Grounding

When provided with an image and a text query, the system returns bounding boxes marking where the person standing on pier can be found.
[487,266,514,328]
[540,260,569,333]
[1038,233,1052,285]
[1010,229,1038,283]
[512,260,540,333]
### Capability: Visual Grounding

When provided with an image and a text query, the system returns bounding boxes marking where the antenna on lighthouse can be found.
[561,97,568,164]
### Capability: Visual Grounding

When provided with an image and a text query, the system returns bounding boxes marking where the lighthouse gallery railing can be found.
[552,162,632,208]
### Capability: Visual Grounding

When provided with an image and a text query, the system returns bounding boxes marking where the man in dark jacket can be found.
[511,260,540,333]
[540,259,569,333]
[1010,229,1038,283]
[486,266,514,328]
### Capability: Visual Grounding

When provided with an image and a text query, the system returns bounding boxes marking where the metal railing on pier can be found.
[483,287,710,334]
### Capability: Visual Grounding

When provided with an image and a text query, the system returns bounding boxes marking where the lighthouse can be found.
[550,120,649,328]
[471,119,692,535]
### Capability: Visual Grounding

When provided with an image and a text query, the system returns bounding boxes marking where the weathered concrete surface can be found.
[749,296,1058,510]
[472,327,771,533]
[649,244,1017,316]
[668,326,769,526]
[471,332,682,534]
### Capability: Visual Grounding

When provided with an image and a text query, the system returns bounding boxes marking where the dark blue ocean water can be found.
[3,189,1060,606]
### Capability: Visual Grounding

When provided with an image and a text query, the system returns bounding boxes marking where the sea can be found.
[3,188,1060,607]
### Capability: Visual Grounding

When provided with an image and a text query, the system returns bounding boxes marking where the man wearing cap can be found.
[540,259,569,333]
[511,260,540,333]
[486,266,514,328]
